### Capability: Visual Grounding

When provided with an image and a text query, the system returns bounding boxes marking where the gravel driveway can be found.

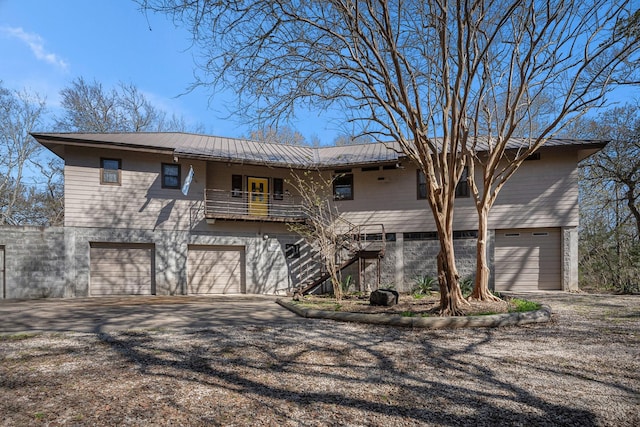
[1,292,638,426]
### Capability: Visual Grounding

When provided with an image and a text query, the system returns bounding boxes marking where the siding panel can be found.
[64,146,579,234]
[65,146,205,230]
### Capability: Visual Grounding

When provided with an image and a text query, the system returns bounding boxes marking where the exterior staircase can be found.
[297,221,386,295]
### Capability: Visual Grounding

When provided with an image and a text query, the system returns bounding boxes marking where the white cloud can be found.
[1,26,68,70]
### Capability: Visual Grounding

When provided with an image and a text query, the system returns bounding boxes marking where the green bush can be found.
[510,298,541,312]
[459,276,474,297]
[340,275,352,294]
[412,275,437,296]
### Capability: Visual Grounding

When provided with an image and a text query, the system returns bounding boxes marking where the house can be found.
[0,132,605,299]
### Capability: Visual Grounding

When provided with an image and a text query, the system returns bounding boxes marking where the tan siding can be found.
[337,150,579,233]
[489,151,579,228]
[89,243,155,296]
[207,163,302,197]
[65,146,206,230]
[187,245,244,294]
[64,146,579,233]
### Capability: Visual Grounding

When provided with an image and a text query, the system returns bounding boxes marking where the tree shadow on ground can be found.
[95,322,599,426]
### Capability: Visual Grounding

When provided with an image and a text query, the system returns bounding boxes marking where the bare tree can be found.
[462,3,640,300]
[248,126,309,146]
[570,105,640,293]
[333,134,374,146]
[287,170,348,300]
[0,84,51,225]
[140,0,640,314]
[56,77,198,133]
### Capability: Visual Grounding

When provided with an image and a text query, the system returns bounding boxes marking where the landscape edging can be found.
[276,299,552,329]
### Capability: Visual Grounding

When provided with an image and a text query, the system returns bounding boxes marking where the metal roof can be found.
[31,132,607,168]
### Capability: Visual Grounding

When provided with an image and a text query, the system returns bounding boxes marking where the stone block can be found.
[370,289,399,306]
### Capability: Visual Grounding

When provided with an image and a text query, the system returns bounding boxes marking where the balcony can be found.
[204,189,306,223]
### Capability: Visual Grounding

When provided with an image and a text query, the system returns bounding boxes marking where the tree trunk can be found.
[436,231,467,316]
[470,206,501,301]
[625,186,640,240]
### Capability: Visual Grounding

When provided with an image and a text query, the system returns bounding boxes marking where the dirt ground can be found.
[296,292,520,316]
[1,292,638,426]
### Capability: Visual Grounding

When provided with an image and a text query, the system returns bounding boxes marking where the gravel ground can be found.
[1,292,638,426]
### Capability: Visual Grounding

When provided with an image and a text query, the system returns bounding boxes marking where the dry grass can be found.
[295,293,522,317]
[1,293,638,426]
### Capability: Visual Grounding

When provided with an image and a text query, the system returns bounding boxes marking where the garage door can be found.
[495,228,561,291]
[188,246,245,294]
[90,243,155,296]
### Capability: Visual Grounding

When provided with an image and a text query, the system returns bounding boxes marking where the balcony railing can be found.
[204,189,306,223]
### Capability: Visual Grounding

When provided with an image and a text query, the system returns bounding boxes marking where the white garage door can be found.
[90,243,155,296]
[188,246,245,294]
[495,228,561,291]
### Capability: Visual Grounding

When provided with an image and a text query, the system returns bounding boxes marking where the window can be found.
[418,168,469,198]
[162,163,181,189]
[285,243,300,259]
[525,153,541,161]
[333,173,353,200]
[453,230,478,239]
[404,231,438,241]
[417,170,427,199]
[232,174,243,198]
[273,178,284,200]
[100,158,121,185]
[455,167,470,198]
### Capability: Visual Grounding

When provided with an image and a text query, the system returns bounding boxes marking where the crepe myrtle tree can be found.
[140,0,640,314]
[461,2,640,300]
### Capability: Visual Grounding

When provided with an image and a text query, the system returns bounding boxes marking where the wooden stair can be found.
[297,223,386,295]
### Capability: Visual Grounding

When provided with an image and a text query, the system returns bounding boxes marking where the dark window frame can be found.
[417,170,427,199]
[455,167,470,198]
[273,178,284,200]
[333,173,354,201]
[231,174,243,198]
[161,163,181,189]
[453,230,478,239]
[404,231,438,241]
[100,158,122,185]
[285,243,301,259]
[418,168,470,199]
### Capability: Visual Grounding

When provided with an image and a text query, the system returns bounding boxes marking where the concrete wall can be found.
[0,226,66,299]
[562,226,579,291]
[400,234,487,292]
[0,225,560,299]
[64,227,296,297]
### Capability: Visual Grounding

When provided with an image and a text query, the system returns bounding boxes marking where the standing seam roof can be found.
[30,132,607,168]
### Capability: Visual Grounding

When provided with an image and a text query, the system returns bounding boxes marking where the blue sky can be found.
[2,1,639,145]
[0,0,336,143]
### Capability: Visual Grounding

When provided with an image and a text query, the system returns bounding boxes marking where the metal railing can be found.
[204,189,306,222]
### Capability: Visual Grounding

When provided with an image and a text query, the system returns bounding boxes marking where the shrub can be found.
[340,275,353,294]
[412,275,437,296]
[459,276,474,297]
[510,298,541,312]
